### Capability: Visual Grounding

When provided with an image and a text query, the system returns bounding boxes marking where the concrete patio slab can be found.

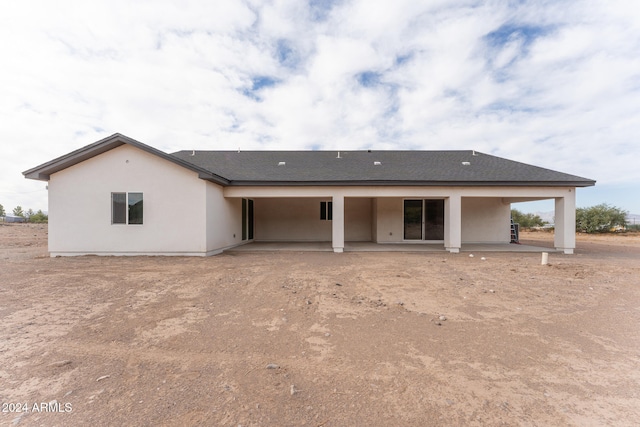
[228,241,559,253]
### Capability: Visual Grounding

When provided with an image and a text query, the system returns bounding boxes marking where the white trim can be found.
[51,251,210,257]
[111,191,144,225]
[255,239,332,243]
[49,241,249,257]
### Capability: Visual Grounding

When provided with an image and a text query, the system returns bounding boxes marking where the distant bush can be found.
[576,204,627,233]
[28,210,48,223]
[511,209,547,228]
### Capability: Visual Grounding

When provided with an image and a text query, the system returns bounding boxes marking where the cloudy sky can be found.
[1,0,639,217]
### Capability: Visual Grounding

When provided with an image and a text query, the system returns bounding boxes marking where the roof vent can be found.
[374,161,382,166]
[336,151,342,159]
[278,161,286,166]
[472,150,478,156]
[462,161,471,166]
[190,150,195,156]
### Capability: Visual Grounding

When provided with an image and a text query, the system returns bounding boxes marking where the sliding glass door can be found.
[403,200,423,240]
[403,199,444,241]
[424,200,444,240]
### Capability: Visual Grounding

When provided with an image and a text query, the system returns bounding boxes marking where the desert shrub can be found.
[28,210,48,223]
[511,209,547,228]
[576,204,627,233]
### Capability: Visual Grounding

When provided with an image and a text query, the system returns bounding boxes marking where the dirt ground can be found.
[1,224,639,426]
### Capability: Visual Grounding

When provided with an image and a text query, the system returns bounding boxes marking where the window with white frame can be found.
[112,192,143,225]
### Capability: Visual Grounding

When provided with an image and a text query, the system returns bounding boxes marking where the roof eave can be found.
[227,180,597,187]
[23,134,127,181]
[198,172,230,185]
[22,133,230,186]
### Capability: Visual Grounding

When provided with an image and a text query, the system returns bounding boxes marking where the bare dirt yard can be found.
[1,224,639,426]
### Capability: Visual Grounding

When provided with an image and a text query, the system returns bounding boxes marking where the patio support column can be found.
[332,194,345,253]
[444,195,461,253]
[554,190,576,254]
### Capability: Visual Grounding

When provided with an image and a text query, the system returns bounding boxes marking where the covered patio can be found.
[228,240,557,253]
[226,187,578,254]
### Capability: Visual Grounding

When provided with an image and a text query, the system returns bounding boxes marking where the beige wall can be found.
[252,197,373,242]
[254,198,332,241]
[373,198,404,242]
[373,196,510,244]
[48,144,209,256]
[345,198,372,241]
[225,185,577,199]
[371,199,378,241]
[461,197,511,243]
[206,183,243,254]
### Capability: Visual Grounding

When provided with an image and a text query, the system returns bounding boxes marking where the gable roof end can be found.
[22,133,230,185]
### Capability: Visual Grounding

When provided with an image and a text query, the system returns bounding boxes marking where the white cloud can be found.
[1,0,639,214]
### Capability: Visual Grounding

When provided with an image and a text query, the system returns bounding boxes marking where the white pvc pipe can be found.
[541,252,549,265]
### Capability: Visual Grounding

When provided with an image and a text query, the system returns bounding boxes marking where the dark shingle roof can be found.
[171,150,595,187]
[23,133,595,187]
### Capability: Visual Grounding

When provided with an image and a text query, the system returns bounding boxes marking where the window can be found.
[320,201,333,221]
[112,193,126,224]
[112,192,143,225]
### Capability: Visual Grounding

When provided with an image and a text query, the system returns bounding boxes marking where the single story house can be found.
[23,133,595,257]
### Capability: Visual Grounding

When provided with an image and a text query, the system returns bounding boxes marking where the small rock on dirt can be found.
[266,364,280,370]
[12,413,26,426]
[96,375,110,382]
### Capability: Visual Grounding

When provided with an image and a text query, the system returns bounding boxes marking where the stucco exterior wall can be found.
[372,196,510,244]
[252,197,372,242]
[345,198,372,241]
[224,185,576,200]
[254,198,333,241]
[48,144,208,256]
[371,199,378,241]
[373,198,404,243]
[461,197,510,243]
[206,183,243,254]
